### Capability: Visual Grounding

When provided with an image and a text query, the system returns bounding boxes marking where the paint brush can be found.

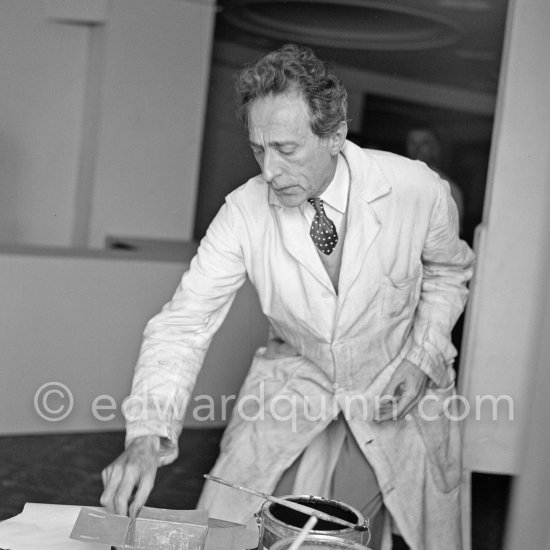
[204,474,368,532]
[287,516,318,550]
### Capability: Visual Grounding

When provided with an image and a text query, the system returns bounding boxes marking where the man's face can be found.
[406,129,439,166]
[248,91,338,207]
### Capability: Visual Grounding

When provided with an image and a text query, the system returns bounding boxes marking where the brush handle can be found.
[287,516,318,550]
[204,474,366,531]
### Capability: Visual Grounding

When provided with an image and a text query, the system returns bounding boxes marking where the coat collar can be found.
[337,142,391,300]
[342,140,392,204]
[268,140,392,294]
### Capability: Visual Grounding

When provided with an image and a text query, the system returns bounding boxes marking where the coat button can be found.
[321,291,332,298]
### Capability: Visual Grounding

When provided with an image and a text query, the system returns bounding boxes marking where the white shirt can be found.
[301,153,350,233]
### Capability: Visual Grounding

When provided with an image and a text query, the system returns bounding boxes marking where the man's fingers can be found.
[129,472,156,518]
[101,464,114,490]
[399,392,424,418]
[376,383,416,421]
[376,410,395,422]
[380,376,403,398]
[100,436,161,516]
[112,468,140,517]
[376,398,411,422]
[100,465,123,511]
[376,376,405,421]
[393,389,416,418]
[376,361,429,422]
[101,467,108,488]
[376,394,400,422]
[398,374,428,418]
[101,463,154,517]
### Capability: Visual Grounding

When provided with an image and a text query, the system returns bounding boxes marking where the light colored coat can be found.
[125,140,475,550]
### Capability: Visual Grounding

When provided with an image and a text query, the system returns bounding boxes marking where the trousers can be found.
[274,416,385,550]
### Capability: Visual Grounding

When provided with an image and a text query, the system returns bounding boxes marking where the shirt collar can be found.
[319,152,349,214]
[297,153,349,215]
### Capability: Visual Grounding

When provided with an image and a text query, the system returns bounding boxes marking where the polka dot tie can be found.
[308,197,338,255]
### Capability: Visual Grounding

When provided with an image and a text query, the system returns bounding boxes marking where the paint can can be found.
[270,534,372,550]
[255,495,368,549]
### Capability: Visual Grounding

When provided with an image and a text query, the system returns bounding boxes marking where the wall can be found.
[0,248,268,434]
[0,1,88,246]
[0,0,215,249]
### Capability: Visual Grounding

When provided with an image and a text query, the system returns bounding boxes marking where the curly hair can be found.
[234,44,348,138]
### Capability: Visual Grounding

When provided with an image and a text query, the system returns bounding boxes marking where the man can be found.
[101,44,474,550]
[406,127,465,231]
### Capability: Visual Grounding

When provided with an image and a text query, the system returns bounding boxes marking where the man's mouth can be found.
[273,186,294,194]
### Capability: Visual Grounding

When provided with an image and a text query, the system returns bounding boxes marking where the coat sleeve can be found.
[404,174,475,387]
[124,199,247,464]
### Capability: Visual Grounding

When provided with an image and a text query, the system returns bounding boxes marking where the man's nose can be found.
[261,150,280,184]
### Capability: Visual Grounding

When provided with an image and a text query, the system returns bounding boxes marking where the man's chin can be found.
[276,193,305,208]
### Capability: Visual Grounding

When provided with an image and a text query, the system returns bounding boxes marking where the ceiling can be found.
[215,0,509,97]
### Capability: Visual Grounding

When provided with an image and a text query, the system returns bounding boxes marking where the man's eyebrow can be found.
[248,139,298,148]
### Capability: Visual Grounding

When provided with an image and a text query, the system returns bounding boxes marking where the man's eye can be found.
[279,148,296,156]
[251,148,263,157]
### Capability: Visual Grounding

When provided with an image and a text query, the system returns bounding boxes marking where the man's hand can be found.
[375,360,429,422]
[100,435,161,517]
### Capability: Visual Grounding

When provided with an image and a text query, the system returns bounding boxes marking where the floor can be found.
[0,430,512,549]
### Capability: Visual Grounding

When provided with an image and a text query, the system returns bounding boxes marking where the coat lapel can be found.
[269,188,334,292]
[338,144,392,301]
[267,142,392,296]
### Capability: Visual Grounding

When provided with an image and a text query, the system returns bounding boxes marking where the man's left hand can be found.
[375,360,429,422]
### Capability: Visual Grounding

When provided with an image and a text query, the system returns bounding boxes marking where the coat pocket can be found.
[379,268,421,319]
[412,382,462,493]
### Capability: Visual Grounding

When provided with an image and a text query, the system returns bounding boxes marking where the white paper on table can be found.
[70,506,210,549]
[0,503,260,550]
[69,505,260,550]
[0,503,109,550]
[205,514,260,550]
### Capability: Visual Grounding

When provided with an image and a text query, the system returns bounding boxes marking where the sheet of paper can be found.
[0,503,109,550]
[205,514,260,550]
[0,503,260,550]
[69,507,130,546]
[140,507,208,524]
[70,507,209,550]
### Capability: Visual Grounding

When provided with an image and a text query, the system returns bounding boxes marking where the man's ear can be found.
[329,121,348,155]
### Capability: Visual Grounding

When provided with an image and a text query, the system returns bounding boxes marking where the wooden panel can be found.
[88,0,216,247]
[459,0,550,475]
[0,1,89,246]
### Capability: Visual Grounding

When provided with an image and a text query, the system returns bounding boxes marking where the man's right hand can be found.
[100,434,161,518]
